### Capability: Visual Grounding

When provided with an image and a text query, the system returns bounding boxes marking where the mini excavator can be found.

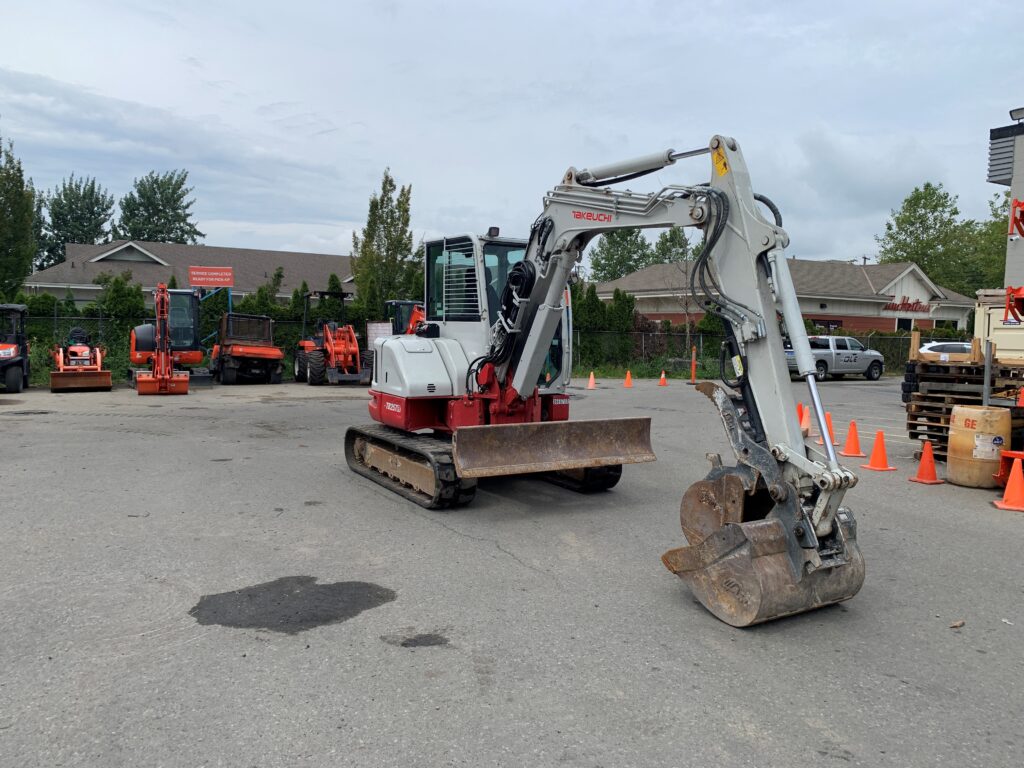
[129,283,191,395]
[347,136,865,625]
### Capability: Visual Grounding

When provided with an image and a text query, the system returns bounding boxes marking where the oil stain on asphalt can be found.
[189,576,396,634]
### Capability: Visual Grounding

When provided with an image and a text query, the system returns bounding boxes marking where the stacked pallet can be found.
[902,332,1024,461]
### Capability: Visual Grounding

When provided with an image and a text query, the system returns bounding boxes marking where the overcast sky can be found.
[0,1,1018,266]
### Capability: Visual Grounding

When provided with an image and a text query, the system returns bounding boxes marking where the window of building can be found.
[896,318,913,331]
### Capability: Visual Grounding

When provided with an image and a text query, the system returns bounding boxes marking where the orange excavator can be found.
[50,327,112,392]
[130,283,191,395]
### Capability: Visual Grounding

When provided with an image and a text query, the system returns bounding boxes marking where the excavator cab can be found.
[423,233,569,392]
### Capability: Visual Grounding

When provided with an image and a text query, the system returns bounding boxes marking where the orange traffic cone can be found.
[815,412,838,446]
[587,372,596,390]
[994,457,1024,511]
[909,440,944,484]
[797,402,804,423]
[838,420,866,458]
[658,370,668,387]
[861,430,897,471]
[624,370,633,388]
[799,405,811,436]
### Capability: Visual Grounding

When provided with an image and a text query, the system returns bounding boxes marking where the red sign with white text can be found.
[188,266,235,287]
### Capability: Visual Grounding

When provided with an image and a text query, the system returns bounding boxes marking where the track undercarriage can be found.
[344,423,634,510]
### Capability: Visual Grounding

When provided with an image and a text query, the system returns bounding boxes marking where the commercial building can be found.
[22,240,354,307]
[595,258,973,332]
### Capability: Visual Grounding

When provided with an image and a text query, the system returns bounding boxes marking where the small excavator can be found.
[50,327,112,392]
[347,135,865,626]
[130,283,191,395]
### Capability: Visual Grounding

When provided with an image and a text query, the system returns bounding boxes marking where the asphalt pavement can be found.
[1,375,1021,767]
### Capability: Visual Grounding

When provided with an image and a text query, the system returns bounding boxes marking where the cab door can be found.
[834,337,858,372]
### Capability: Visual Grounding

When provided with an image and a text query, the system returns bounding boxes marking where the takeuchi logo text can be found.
[883,296,930,312]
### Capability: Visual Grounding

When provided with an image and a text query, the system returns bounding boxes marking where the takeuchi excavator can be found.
[347,135,865,626]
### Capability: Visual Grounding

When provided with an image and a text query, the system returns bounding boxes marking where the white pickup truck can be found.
[785,335,885,381]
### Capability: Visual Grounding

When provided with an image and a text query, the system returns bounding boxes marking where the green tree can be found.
[0,136,36,300]
[167,273,179,289]
[84,271,146,319]
[351,169,418,319]
[653,226,690,263]
[112,170,204,243]
[37,174,114,269]
[875,182,973,290]
[589,229,654,282]
[62,289,79,316]
[963,191,1011,293]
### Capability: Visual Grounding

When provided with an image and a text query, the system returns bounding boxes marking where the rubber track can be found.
[345,423,476,510]
[541,464,623,494]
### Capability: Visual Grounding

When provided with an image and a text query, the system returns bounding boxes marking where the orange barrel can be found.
[947,405,1011,488]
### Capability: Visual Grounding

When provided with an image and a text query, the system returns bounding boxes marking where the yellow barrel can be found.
[947,405,1011,488]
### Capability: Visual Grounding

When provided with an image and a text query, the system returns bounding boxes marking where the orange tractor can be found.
[210,313,284,385]
[294,290,371,385]
[129,283,199,395]
[50,327,112,392]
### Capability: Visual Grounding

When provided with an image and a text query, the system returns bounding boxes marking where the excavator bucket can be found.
[661,466,865,627]
[452,417,655,480]
[49,370,112,392]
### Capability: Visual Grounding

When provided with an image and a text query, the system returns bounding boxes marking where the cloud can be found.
[0,0,1017,262]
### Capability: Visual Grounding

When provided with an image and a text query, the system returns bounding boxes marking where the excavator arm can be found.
[479,135,864,626]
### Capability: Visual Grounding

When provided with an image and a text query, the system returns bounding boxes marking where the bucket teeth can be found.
[664,467,865,627]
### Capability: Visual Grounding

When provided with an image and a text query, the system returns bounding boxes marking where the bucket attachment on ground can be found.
[662,382,865,627]
[452,417,655,479]
[49,369,112,392]
[662,463,866,627]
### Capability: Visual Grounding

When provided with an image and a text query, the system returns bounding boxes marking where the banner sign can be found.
[188,266,235,287]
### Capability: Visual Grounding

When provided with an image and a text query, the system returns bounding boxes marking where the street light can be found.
[1011,107,1024,122]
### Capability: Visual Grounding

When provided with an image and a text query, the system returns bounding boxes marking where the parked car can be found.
[785,335,885,381]
[918,341,971,355]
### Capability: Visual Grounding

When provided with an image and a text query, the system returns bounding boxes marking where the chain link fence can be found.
[573,330,920,378]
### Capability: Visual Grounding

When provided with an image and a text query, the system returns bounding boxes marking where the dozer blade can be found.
[452,417,655,478]
[49,370,113,392]
[135,372,190,395]
[662,467,865,627]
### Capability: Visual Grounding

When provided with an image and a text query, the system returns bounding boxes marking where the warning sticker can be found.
[712,147,730,176]
[973,433,1002,461]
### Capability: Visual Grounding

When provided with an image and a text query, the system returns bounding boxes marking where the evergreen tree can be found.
[112,170,204,243]
[0,136,36,300]
[37,174,114,269]
[351,169,418,319]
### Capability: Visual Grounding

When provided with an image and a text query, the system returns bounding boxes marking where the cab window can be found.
[425,238,480,321]
[834,338,849,351]
[848,339,865,351]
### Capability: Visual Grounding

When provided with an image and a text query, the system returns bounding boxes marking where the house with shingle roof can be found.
[22,240,354,307]
[595,258,974,332]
